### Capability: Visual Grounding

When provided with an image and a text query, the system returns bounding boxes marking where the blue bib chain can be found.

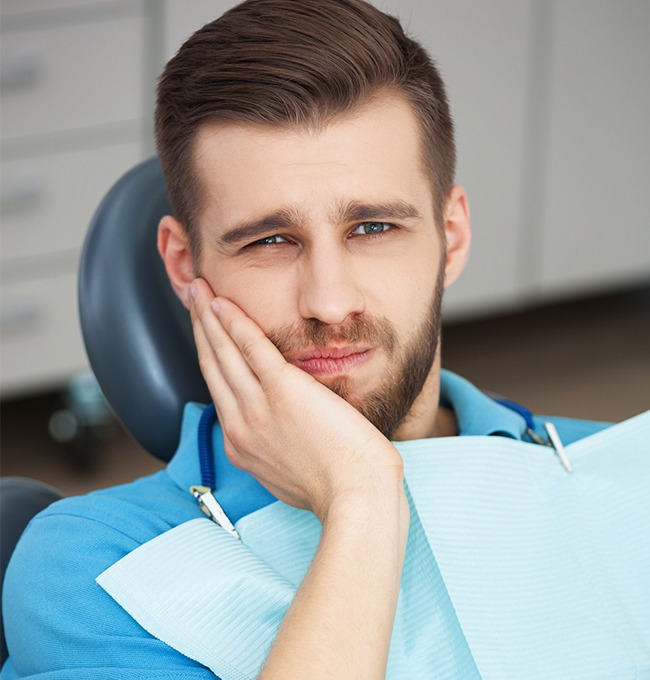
[190,403,241,540]
[189,396,570,539]
[494,398,572,472]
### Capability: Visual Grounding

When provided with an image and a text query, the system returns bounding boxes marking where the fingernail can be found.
[210,298,222,316]
[188,283,197,306]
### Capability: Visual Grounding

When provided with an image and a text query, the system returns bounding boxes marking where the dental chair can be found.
[78,156,210,462]
[1,158,206,664]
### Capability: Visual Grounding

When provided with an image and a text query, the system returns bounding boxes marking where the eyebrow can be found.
[218,208,304,246]
[217,199,422,246]
[336,199,422,224]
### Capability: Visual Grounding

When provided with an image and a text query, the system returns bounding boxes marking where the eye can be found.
[351,221,393,236]
[247,234,288,247]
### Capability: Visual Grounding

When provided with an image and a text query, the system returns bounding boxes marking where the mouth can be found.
[287,346,373,376]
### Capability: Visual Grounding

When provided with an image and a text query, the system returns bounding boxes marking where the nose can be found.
[297,247,365,325]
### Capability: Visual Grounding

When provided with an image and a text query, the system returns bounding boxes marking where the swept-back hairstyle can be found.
[155,0,455,255]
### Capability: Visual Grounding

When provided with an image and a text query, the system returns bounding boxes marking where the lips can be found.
[287,346,372,376]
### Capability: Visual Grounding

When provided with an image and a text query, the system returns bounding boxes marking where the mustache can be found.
[267,314,397,356]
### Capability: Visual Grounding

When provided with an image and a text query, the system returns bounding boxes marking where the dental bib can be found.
[98,411,650,679]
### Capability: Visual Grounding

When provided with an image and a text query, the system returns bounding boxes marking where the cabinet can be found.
[1,0,150,396]
[538,0,650,297]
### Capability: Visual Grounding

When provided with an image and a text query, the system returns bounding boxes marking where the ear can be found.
[157,215,196,309]
[442,185,472,289]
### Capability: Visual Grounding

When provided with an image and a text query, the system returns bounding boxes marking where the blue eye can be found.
[352,221,392,235]
[249,234,288,247]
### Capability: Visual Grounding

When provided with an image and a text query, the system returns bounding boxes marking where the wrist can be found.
[320,478,410,543]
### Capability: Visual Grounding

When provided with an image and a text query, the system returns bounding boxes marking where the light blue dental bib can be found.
[98,411,650,679]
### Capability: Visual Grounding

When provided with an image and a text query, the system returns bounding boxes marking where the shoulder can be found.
[22,470,198,550]
[2,472,212,676]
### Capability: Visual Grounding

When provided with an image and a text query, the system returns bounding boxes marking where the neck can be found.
[391,350,457,441]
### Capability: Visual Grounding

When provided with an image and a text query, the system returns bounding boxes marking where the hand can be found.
[190,278,409,677]
[188,278,405,521]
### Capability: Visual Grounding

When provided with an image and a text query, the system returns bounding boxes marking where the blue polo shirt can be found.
[1,371,608,678]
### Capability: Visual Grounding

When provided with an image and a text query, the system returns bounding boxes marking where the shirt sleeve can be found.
[2,499,220,679]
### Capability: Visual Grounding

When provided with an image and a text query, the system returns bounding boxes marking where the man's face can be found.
[191,95,449,438]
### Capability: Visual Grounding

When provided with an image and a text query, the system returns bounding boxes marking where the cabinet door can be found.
[1,142,144,266]
[538,0,650,297]
[1,13,145,143]
[1,0,114,16]
[1,273,88,396]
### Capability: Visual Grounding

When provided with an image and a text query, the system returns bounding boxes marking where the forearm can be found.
[260,484,410,679]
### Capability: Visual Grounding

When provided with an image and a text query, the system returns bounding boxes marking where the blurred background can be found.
[1,0,649,496]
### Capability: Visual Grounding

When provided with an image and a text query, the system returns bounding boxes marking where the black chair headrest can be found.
[79,157,210,461]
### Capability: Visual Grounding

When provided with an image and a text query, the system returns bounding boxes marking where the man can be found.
[3,1,629,678]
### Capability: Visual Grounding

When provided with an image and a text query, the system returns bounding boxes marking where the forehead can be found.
[191,94,434,228]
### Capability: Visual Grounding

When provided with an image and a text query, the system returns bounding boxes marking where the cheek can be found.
[368,252,440,337]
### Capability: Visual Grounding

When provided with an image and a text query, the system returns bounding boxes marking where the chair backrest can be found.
[78,157,210,462]
[0,477,63,664]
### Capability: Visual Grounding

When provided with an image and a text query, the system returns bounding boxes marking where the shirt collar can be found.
[166,402,207,496]
[439,369,527,439]
[166,370,528,518]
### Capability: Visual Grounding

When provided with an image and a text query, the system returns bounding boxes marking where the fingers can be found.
[209,296,291,385]
[192,279,303,394]
[189,278,262,418]
[190,303,237,416]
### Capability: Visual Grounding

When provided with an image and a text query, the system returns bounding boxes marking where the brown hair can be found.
[155,0,456,256]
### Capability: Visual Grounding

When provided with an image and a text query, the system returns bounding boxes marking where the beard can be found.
[268,268,445,440]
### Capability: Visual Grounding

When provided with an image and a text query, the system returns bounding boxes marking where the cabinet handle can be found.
[0,52,44,91]
[0,301,43,335]
[0,178,45,212]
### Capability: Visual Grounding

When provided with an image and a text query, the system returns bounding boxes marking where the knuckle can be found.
[239,397,268,430]
[222,421,245,454]
[223,442,244,470]
[222,405,269,457]
[239,337,259,363]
